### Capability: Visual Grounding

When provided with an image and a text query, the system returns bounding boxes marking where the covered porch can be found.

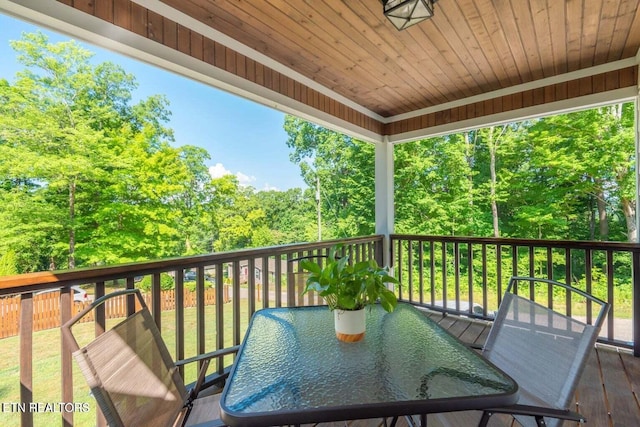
[1,1,640,426]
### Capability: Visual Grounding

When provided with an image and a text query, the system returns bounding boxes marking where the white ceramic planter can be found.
[334,308,366,342]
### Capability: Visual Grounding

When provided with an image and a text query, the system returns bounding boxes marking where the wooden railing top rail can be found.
[391,234,640,252]
[0,235,383,296]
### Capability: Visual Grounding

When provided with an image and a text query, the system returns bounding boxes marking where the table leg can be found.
[398,415,424,427]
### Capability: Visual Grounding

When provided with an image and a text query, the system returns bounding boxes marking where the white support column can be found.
[636,63,640,242]
[375,136,394,268]
[634,61,640,356]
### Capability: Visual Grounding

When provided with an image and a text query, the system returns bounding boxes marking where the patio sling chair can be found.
[61,289,239,427]
[396,276,610,427]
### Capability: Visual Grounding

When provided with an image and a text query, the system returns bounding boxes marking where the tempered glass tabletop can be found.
[220,303,518,426]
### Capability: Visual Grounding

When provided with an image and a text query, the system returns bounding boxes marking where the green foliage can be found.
[0,32,319,273]
[300,244,398,312]
[0,250,18,276]
[254,188,316,244]
[1,31,636,282]
[212,180,270,251]
[137,273,175,291]
[284,116,375,238]
[394,104,635,243]
[183,279,214,292]
[395,134,485,236]
[0,32,189,271]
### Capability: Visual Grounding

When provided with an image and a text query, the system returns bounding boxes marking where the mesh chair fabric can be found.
[422,278,607,427]
[481,292,601,427]
[73,309,187,427]
[184,394,225,427]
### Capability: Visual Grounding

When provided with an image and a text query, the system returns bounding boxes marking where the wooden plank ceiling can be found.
[161,0,640,118]
[3,0,638,140]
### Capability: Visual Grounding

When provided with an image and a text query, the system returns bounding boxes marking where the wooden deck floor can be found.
[303,311,640,427]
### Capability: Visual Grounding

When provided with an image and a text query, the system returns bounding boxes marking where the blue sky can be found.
[0,13,307,191]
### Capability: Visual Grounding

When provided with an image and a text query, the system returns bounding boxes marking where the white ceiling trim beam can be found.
[132,0,386,123]
[390,58,640,123]
[389,87,638,144]
[0,0,383,143]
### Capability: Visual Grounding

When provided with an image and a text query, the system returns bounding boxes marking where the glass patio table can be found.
[220,303,518,426]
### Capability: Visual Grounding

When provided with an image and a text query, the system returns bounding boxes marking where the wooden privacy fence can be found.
[0,287,230,339]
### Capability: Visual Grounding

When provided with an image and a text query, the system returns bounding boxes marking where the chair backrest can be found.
[62,290,187,427]
[482,277,610,427]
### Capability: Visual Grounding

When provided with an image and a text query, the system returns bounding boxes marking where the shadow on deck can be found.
[303,310,640,427]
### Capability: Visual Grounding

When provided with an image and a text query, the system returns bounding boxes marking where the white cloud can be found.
[208,163,232,179]
[236,171,256,186]
[209,163,256,187]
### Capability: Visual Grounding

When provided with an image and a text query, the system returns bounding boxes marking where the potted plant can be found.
[300,244,398,342]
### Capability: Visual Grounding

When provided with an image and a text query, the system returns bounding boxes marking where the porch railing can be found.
[0,236,383,427]
[2,233,639,426]
[390,234,640,356]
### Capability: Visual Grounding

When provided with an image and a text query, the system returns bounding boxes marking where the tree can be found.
[395,134,487,236]
[392,102,635,243]
[524,104,635,241]
[0,250,18,276]
[212,178,271,251]
[0,33,123,269]
[284,115,375,238]
[171,145,216,255]
[254,188,316,244]
[0,32,332,273]
[0,32,196,271]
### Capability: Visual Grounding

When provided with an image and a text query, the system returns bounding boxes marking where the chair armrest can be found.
[175,345,240,367]
[177,345,240,403]
[197,366,233,390]
[483,404,585,423]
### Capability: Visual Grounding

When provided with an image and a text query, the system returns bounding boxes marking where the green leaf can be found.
[336,254,349,273]
[353,260,370,273]
[300,259,321,274]
[337,294,357,310]
[379,288,398,312]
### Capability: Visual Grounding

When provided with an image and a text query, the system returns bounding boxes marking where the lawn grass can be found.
[0,300,250,427]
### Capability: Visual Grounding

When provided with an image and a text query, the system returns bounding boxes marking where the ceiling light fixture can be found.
[382,0,437,31]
